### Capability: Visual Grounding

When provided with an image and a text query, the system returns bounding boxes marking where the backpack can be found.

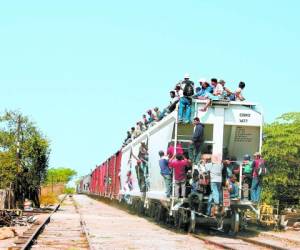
[183,82,194,96]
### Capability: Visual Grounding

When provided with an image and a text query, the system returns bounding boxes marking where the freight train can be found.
[78,99,263,233]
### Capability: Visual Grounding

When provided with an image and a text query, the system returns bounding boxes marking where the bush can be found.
[262,112,300,208]
[64,187,75,194]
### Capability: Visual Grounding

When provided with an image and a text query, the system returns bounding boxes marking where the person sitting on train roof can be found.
[142,114,149,128]
[167,141,184,158]
[193,79,213,99]
[221,81,245,101]
[200,79,226,112]
[130,127,136,139]
[169,153,191,198]
[174,85,182,98]
[147,108,159,127]
[158,150,172,197]
[168,90,180,112]
[205,154,223,216]
[234,81,246,101]
[123,130,132,146]
[141,121,147,132]
[158,91,180,120]
[133,122,142,138]
[153,107,161,120]
[178,74,195,123]
[146,109,157,124]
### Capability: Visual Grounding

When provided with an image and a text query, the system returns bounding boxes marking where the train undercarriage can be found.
[121,192,259,234]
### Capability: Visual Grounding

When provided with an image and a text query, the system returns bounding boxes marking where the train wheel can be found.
[137,200,144,215]
[177,213,183,230]
[173,211,180,228]
[188,211,196,233]
[155,204,162,223]
[231,211,240,234]
[177,209,188,231]
[152,204,156,218]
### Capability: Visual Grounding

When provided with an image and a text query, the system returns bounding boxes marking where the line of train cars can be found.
[77,99,263,233]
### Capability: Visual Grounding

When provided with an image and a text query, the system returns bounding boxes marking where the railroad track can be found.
[9,195,91,250]
[192,233,291,250]
[190,227,300,250]
[86,195,300,250]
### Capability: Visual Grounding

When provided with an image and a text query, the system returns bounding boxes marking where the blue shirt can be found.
[159,158,171,176]
[194,86,213,97]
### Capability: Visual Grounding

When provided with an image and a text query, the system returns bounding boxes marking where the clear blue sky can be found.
[1,1,299,178]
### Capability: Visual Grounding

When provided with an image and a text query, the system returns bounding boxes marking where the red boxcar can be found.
[112,151,122,197]
[89,151,122,198]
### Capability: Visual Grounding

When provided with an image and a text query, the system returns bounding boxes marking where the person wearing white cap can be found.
[184,73,190,79]
[178,73,195,123]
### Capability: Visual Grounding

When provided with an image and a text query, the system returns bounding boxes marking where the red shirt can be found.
[252,158,265,178]
[169,159,188,181]
[167,143,184,157]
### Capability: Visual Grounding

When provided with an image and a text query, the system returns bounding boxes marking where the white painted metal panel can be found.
[119,148,132,193]
[194,103,262,127]
[224,106,262,126]
[82,175,91,192]
[147,120,175,193]
[225,125,260,161]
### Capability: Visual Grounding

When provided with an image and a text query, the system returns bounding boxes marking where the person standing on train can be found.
[189,117,204,164]
[178,73,195,123]
[167,141,184,158]
[205,154,223,216]
[169,154,190,198]
[251,152,265,203]
[158,151,172,197]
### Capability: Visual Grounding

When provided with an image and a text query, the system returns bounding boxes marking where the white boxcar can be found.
[78,174,91,194]
[119,100,263,202]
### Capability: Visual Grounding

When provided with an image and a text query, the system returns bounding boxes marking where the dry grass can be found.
[40,192,58,206]
[40,183,65,206]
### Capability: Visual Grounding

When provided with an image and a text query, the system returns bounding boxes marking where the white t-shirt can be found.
[170,96,180,104]
[235,87,244,101]
[213,83,224,96]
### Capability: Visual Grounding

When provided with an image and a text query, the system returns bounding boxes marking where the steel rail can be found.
[15,194,68,250]
[236,236,289,250]
[71,195,93,250]
[192,232,290,250]
[192,234,235,250]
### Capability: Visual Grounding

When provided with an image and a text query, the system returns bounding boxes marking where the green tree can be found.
[0,111,50,207]
[262,112,300,207]
[45,167,77,184]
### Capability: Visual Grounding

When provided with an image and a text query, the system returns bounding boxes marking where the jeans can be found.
[178,97,191,122]
[162,175,172,197]
[207,182,222,215]
[230,182,239,198]
[251,177,261,202]
[188,143,201,164]
[158,108,168,120]
[175,179,186,198]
